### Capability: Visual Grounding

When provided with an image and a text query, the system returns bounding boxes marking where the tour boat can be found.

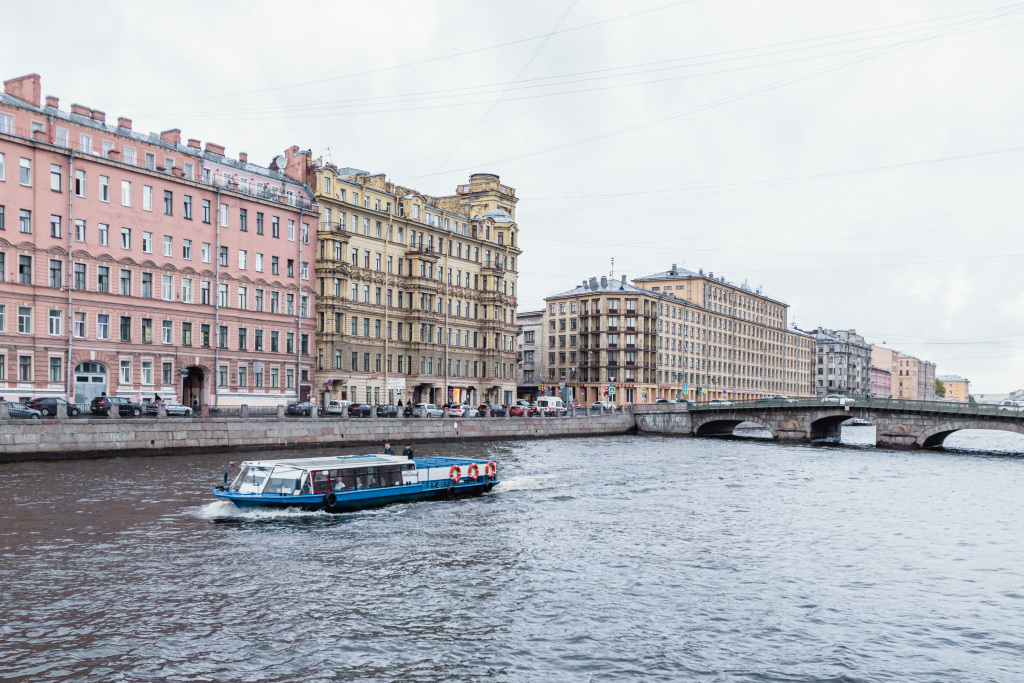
[213,454,499,512]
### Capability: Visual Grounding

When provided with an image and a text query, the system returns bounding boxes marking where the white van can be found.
[536,397,567,416]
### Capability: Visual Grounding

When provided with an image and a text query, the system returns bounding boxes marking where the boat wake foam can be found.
[190,500,332,521]
[493,474,561,493]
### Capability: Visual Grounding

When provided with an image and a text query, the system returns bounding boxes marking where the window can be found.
[182,278,192,303]
[73,312,85,338]
[218,283,228,307]
[163,362,173,385]
[239,208,247,231]
[20,209,31,233]
[182,322,193,346]
[50,215,61,238]
[182,239,192,260]
[74,169,85,197]
[271,256,279,275]
[254,289,263,311]
[142,319,153,342]
[50,164,62,191]
[19,356,31,381]
[119,316,131,341]
[18,255,31,284]
[255,253,263,272]
[238,328,247,350]
[143,185,153,211]
[219,246,228,267]
[301,261,308,279]
[20,158,31,186]
[97,314,109,339]
[125,270,136,296]
[97,266,109,292]
[74,263,86,290]
[75,219,85,242]
[238,250,247,270]
[238,286,248,310]
[219,203,228,227]
[48,308,61,335]
[219,365,228,387]
[81,134,93,154]
[201,281,210,305]
[0,205,4,231]
[183,195,192,220]
[120,360,131,384]
[121,180,131,206]
[142,231,152,253]
[164,190,173,215]
[272,216,280,238]
[17,305,32,333]
[141,361,152,385]
[162,275,173,300]
[0,114,10,134]
[288,219,295,241]
[201,242,211,263]
[121,227,131,249]
[202,199,211,223]
[271,331,279,352]
[287,259,295,278]
[48,259,62,287]
[98,223,108,246]
[256,212,264,235]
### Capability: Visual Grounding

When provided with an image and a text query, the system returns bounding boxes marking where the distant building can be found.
[516,310,543,400]
[873,344,937,400]
[871,366,892,399]
[807,328,872,398]
[937,374,970,402]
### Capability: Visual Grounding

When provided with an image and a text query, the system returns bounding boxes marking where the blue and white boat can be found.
[213,454,499,512]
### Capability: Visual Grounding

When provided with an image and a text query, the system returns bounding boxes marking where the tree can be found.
[935,378,946,398]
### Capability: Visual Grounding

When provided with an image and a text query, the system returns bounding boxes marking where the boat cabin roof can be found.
[239,454,412,471]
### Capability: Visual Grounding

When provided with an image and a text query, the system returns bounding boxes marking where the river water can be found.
[2,427,1024,682]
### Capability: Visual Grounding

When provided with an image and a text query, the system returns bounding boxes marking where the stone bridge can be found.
[632,399,1024,449]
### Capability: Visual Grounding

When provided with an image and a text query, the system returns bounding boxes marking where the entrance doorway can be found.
[182,366,205,409]
[74,362,107,404]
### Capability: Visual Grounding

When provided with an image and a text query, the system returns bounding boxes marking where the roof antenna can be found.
[324,146,334,165]
[610,257,614,278]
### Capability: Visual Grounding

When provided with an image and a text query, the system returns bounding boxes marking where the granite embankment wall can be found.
[0,412,637,463]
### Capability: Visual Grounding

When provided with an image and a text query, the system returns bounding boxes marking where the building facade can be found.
[633,264,812,400]
[516,309,543,400]
[808,328,872,398]
[544,275,659,406]
[0,74,317,407]
[937,374,969,402]
[870,366,892,399]
[311,167,519,407]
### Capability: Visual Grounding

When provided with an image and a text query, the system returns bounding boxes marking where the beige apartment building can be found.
[311,168,520,407]
[633,264,813,400]
[873,345,937,400]
[515,309,543,400]
[938,374,970,402]
[543,276,659,406]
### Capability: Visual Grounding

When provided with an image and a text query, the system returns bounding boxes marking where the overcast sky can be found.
[6,0,1024,393]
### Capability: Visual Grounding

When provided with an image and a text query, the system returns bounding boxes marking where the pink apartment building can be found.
[0,74,317,407]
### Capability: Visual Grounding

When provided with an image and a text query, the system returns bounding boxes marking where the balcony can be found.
[406,245,440,260]
[607,325,618,332]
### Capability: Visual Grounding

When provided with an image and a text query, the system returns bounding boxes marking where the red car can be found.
[508,405,526,417]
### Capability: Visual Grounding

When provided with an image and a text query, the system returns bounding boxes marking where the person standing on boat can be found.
[383,443,395,455]
[403,445,414,459]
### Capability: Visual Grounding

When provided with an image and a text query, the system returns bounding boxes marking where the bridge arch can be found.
[693,414,778,439]
[917,421,1024,448]
[809,413,858,441]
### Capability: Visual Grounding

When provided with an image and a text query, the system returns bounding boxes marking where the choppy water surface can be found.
[2,429,1024,682]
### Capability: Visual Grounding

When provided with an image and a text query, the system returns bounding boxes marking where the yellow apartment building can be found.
[311,167,520,407]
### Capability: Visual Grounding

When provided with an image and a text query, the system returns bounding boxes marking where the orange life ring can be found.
[449,464,462,483]
[467,463,480,480]
[485,461,497,478]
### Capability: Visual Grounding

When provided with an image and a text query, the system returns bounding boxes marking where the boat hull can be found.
[213,479,497,513]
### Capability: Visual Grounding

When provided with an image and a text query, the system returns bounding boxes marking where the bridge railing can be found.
[685,397,1019,418]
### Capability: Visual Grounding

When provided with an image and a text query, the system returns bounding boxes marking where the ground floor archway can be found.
[182,366,206,410]
[74,362,108,404]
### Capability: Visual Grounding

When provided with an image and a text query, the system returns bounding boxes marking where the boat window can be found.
[311,470,331,494]
[299,472,311,495]
[230,465,250,491]
[330,469,356,492]
[383,465,403,486]
[236,466,271,494]
[263,467,304,495]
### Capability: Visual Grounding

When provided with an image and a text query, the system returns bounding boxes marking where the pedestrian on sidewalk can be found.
[403,444,414,459]
[383,443,395,455]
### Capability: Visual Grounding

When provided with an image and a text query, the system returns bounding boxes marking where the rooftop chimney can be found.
[709,272,714,279]
[699,268,704,276]
[238,152,248,163]
[601,276,608,288]
[671,263,677,275]
[204,142,225,156]
[117,117,132,130]
[160,129,181,146]
[90,110,105,123]
[45,95,59,109]
[187,138,201,149]
[621,274,626,284]
[70,103,90,117]
[589,277,598,290]
[3,74,41,108]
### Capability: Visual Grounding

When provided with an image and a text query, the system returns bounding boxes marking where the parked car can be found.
[376,404,399,418]
[508,404,527,417]
[90,396,143,417]
[8,403,42,419]
[414,403,444,417]
[144,399,192,416]
[26,397,81,417]
[286,401,323,416]
[998,400,1024,411]
[326,400,353,415]
[478,404,507,417]
[446,404,466,417]
[821,395,855,405]
[708,398,735,407]
[655,398,676,404]
[590,400,615,412]
[348,403,374,418]
[403,404,416,417]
